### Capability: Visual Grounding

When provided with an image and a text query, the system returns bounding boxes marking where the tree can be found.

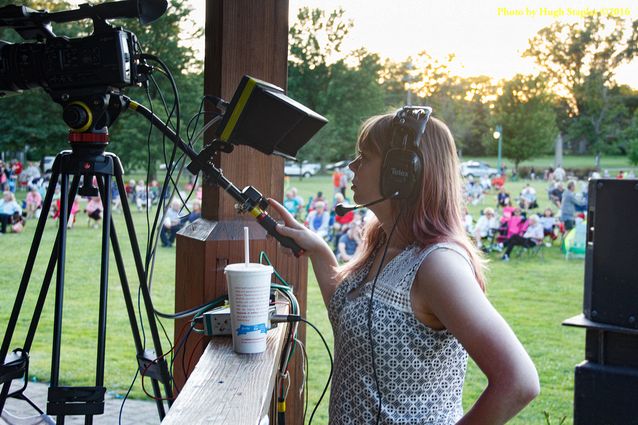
[567,71,630,155]
[397,52,494,156]
[523,15,638,155]
[108,0,203,173]
[288,8,387,163]
[379,58,416,107]
[428,75,495,157]
[303,49,385,161]
[493,74,558,170]
[288,7,352,112]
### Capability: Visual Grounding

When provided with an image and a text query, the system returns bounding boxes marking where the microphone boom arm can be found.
[334,194,396,216]
[126,97,304,257]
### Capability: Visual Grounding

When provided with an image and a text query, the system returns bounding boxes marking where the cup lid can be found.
[224,263,274,273]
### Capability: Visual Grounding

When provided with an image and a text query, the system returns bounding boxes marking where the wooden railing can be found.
[161,321,289,425]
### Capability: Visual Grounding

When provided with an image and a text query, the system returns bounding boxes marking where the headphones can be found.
[380,106,432,199]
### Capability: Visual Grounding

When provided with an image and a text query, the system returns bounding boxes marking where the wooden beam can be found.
[162,325,289,425]
[174,2,308,424]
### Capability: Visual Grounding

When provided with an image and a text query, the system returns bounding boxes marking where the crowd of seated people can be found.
[548,182,564,209]
[283,187,364,263]
[305,200,331,239]
[461,166,597,261]
[336,222,362,262]
[496,186,510,208]
[85,196,103,228]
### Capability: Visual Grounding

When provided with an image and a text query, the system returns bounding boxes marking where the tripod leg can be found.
[96,176,169,419]
[0,381,10,416]
[96,173,112,389]
[0,174,58,412]
[112,161,174,414]
[73,173,114,425]
[24,175,81,353]
[0,169,82,414]
[95,177,144,356]
[50,172,77,389]
[50,172,80,425]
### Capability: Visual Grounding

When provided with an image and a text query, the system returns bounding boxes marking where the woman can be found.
[269,112,539,424]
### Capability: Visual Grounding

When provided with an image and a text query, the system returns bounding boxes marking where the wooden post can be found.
[174,1,308,424]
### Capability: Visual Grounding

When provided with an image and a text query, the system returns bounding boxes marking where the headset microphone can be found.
[334,192,399,216]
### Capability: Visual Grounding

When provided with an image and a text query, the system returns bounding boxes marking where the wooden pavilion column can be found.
[173,1,308,424]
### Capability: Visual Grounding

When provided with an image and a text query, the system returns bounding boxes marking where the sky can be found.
[188,0,638,88]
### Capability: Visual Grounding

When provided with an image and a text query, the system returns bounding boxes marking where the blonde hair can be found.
[337,113,486,291]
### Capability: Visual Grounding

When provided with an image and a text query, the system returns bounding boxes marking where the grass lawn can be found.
[459,154,637,173]
[0,202,177,401]
[2,168,588,423]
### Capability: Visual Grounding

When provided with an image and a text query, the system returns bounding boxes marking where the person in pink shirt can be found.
[505,208,526,239]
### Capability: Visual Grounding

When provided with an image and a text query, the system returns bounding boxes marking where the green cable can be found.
[257,252,300,376]
[260,251,291,287]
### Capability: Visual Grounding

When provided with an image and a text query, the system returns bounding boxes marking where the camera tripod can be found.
[0,134,173,423]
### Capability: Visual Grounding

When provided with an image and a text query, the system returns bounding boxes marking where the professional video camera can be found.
[0,0,166,97]
[0,0,167,136]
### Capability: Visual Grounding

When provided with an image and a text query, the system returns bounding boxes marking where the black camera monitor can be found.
[215,75,328,160]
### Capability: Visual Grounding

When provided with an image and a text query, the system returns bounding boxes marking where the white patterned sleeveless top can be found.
[327,243,471,424]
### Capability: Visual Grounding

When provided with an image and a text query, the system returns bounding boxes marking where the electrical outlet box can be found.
[203,307,232,336]
[203,305,278,336]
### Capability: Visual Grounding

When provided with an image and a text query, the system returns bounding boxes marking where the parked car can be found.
[284,160,321,178]
[460,161,499,178]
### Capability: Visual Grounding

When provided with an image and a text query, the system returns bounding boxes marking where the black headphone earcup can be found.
[381,149,422,199]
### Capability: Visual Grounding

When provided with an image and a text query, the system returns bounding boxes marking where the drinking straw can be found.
[244,226,250,266]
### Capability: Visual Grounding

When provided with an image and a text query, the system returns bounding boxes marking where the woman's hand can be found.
[267,198,332,257]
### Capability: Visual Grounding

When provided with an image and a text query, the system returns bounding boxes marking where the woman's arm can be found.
[412,249,540,424]
[268,198,340,306]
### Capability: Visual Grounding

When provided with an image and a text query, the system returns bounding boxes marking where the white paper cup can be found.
[225,263,273,354]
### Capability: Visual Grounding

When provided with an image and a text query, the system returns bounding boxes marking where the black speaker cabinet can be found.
[574,361,638,425]
[584,179,638,328]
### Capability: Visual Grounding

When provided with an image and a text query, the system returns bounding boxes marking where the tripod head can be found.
[55,90,129,196]
[55,90,122,163]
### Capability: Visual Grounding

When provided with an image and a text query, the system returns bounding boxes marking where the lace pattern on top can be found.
[327,242,472,425]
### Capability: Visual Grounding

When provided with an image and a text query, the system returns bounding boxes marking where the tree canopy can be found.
[493,74,559,168]
[524,16,638,157]
[1,4,637,173]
